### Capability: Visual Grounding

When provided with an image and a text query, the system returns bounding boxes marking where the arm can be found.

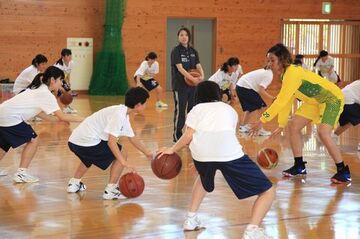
[128,136,153,160]
[258,86,275,104]
[36,112,60,122]
[54,110,84,122]
[108,134,133,169]
[158,127,194,157]
[196,64,205,81]
[176,64,199,83]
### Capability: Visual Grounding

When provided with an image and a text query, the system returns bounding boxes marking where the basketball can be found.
[184,70,201,87]
[257,148,279,169]
[119,172,145,198]
[151,153,182,179]
[60,91,73,105]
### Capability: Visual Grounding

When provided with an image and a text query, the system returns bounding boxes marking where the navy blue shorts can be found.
[0,122,37,152]
[339,103,360,126]
[140,78,159,91]
[68,141,122,170]
[236,86,266,112]
[193,155,272,199]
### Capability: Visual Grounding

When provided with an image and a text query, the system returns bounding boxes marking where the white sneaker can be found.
[239,124,251,133]
[63,105,78,114]
[13,171,39,183]
[183,215,204,231]
[242,227,272,239]
[155,101,168,108]
[102,186,126,200]
[257,128,271,136]
[67,181,87,193]
[0,168,8,176]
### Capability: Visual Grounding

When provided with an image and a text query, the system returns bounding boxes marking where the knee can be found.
[288,119,301,133]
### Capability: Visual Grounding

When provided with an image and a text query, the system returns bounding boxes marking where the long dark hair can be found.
[313,50,328,67]
[194,81,221,105]
[31,54,48,67]
[267,43,293,70]
[56,48,72,65]
[177,27,191,46]
[27,66,65,90]
[220,57,239,73]
[145,52,157,61]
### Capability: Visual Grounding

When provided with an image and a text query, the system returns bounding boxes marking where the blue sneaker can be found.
[331,165,351,184]
[282,162,307,177]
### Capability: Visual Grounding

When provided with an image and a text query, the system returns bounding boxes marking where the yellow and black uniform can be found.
[260,65,344,128]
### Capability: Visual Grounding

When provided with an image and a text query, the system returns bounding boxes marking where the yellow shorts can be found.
[295,100,344,128]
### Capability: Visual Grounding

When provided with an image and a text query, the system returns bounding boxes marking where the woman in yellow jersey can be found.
[250,43,351,184]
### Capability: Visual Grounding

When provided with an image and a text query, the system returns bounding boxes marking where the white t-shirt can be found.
[208,69,237,90]
[236,68,273,92]
[315,56,337,83]
[186,102,244,162]
[54,60,74,78]
[134,61,159,80]
[0,84,59,127]
[69,105,135,147]
[342,80,360,105]
[13,65,39,94]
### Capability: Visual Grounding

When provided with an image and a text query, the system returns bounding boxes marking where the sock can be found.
[106,183,117,189]
[17,168,27,172]
[336,162,345,172]
[187,212,196,217]
[246,224,258,230]
[294,157,304,166]
[70,178,81,184]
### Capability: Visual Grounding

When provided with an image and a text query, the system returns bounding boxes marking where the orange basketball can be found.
[257,148,279,169]
[119,172,145,198]
[151,153,182,179]
[184,70,201,87]
[60,91,73,105]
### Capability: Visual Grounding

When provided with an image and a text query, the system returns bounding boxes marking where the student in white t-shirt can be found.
[0,66,83,181]
[67,87,154,200]
[134,52,168,108]
[236,67,274,136]
[13,54,48,94]
[158,81,275,238]
[334,80,360,151]
[313,50,340,84]
[208,57,239,104]
[54,48,77,114]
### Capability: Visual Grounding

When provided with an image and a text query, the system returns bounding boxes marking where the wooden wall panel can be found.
[0,0,359,90]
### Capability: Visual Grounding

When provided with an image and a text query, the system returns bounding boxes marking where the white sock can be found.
[106,183,117,189]
[70,178,81,184]
[17,168,27,172]
[187,212,196,217]
[246,224,258,230]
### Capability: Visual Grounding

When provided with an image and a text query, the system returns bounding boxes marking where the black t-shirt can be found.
[170,44,200,90]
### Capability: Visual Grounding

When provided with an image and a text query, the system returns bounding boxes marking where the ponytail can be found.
[31,54,48,67]
[221,57,240,73]
[27,66,65,89]
[313,50,328,67]
[56,48,72,65]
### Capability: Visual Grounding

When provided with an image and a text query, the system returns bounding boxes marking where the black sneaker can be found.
[282,162,307,177]
[331,165,351,184]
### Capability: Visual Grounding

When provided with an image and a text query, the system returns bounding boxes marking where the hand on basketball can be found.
[270,127,283,138]
[249,121,263,136]
[156,147,174,159]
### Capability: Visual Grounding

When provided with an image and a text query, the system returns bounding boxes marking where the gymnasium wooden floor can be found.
[0,93,359,239]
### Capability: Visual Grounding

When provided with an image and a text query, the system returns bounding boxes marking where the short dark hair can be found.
[267,43,293,69]
[125,87,150,108]
[31,54,48,67]
[194,81,221,105]
[145,52,157,60]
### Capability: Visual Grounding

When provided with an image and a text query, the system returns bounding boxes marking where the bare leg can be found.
[155,85,164,102]
[0,148,6,161]
[188,176,207,212]
[288,115,312,157]
[249,185,276,225]
[19,138,39,168]
[242,111,251,125]
[109,148,127,184]
[334,123,352,136]
[317,123,343,164]
[73,162,89,179]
